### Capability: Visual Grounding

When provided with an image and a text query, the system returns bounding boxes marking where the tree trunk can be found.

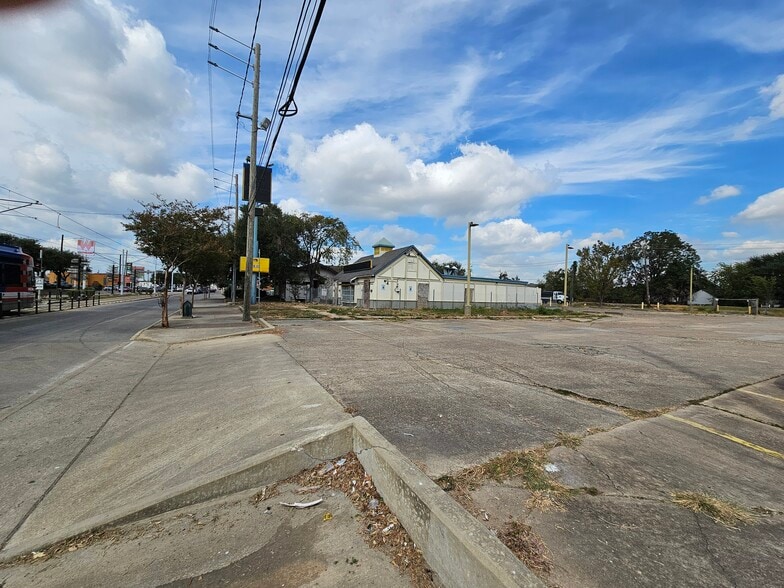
[161,268,170,328]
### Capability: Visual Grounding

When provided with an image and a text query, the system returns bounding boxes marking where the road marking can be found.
[663,414,784,460]
[738,389,784,404]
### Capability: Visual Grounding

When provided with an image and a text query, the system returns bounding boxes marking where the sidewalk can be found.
[0,297,396,586]
[1,298,541,588]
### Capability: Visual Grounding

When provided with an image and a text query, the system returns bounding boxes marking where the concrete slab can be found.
[279,320,628,477]
[0,483,413,588]
[705,378,784,428]
[2,334,351,556]
[526,495,784,588]
[0,341,167,549]
[550,407,784,512]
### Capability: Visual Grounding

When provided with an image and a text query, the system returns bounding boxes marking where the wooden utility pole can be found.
[242,42,261,321]
[232,173,239,304]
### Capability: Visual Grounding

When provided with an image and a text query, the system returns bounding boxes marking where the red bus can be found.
[0,244,36,313]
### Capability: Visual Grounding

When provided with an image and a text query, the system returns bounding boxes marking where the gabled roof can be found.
[334,245,438,282]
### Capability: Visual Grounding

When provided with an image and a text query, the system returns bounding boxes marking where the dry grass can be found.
[622,406,670,420]
[671,491,755,527]
[555,431,582,449]
[496,521,552,575]
[294,452,435,587]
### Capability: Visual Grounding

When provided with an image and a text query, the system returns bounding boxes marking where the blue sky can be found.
[0,0,782,281]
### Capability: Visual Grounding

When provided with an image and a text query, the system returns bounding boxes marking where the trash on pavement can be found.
[280,498,323,509]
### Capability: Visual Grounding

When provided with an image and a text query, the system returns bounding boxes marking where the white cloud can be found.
[286,123,557,227]
[762,74,784,120]
[0,1,193,174]
[699,12,784,53]
[736,187,784,222]
[277,198,307,215]
[471,218,564,254]
[572,229,625,249]
[108,163,211,201]
[519,100,727,185]
[696,184,741,205]
[721,231,739,238]
[354,224,437,254]
[724,240,784,260]
[13,139,76,198]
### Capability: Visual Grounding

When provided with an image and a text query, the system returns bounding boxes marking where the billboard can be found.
[242,163,272,204]
[77,239,95,255]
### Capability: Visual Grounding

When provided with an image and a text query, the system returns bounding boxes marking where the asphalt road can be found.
[0,297,168,409]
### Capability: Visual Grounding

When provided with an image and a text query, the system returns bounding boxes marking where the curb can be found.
[0,418,542,587]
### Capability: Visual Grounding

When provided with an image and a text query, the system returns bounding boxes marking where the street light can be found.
[564,244,574,307]
[465,221,478,316]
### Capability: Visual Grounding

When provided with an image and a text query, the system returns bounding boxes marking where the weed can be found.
[671,491,754,527]
[497,521,552,576]
[556,431,582,449]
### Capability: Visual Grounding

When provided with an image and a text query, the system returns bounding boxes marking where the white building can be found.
[332,238,541,309]
[689,289,716,306]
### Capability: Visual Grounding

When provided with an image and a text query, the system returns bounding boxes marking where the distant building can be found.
[690,289,715,306]
[331,238,540,309]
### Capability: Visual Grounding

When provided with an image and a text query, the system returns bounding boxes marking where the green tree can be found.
[299,214,359,301]
[257,204,306,297]
[539,268,564,291]
[124,195,228,327]
[0,233,39,255]
[622,231,702,304]
[431,260,465,276]
[577,241,624,305]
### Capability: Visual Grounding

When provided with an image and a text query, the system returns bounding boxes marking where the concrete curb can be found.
[1,418,542,587]
[352,417,542,587]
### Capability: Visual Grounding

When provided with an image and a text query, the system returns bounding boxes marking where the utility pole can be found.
[242,42,261,322]
[689,265,693,312]
[232,173,239,304]
[119,251,125,295]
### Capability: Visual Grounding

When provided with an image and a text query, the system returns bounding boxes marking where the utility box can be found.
[182,300,193,318]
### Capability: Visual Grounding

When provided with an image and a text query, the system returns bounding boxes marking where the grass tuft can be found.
[671,491,754,527]
[497,521,552,575]
[556,431,582,449]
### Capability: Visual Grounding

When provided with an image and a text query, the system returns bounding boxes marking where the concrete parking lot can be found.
[278,311,784,586]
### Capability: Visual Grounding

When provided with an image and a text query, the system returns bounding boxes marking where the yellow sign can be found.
[240,256,270,273]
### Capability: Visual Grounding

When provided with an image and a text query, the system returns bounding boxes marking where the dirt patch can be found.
[292,452,435,588]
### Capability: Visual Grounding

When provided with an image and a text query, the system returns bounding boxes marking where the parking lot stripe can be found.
[663,414,784,460]
[739,389,784,404]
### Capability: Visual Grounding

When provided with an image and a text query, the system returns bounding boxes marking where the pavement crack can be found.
[693,512,737,588]
[0,346,171,553]
[575,450,621,493]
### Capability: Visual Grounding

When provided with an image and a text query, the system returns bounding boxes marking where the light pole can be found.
[465,221,478,316]
[563,244,574,306]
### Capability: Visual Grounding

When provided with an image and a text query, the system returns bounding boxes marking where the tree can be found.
[431,260,465,276]
[298,214,359,301]
[621,231,702,304]
[539,268,564,291]
[577,241,625,305]
[0,233,39,254]
[124,195,228,327]
[257,204,306,297]
[180,231,231,300]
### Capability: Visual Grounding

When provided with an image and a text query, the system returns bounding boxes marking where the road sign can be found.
[239,256,270,273]
[35,277,44,290]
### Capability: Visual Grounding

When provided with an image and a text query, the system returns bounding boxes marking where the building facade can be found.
[332,239,541,309]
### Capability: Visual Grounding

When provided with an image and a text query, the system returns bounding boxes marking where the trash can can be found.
[182,300,193,317]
